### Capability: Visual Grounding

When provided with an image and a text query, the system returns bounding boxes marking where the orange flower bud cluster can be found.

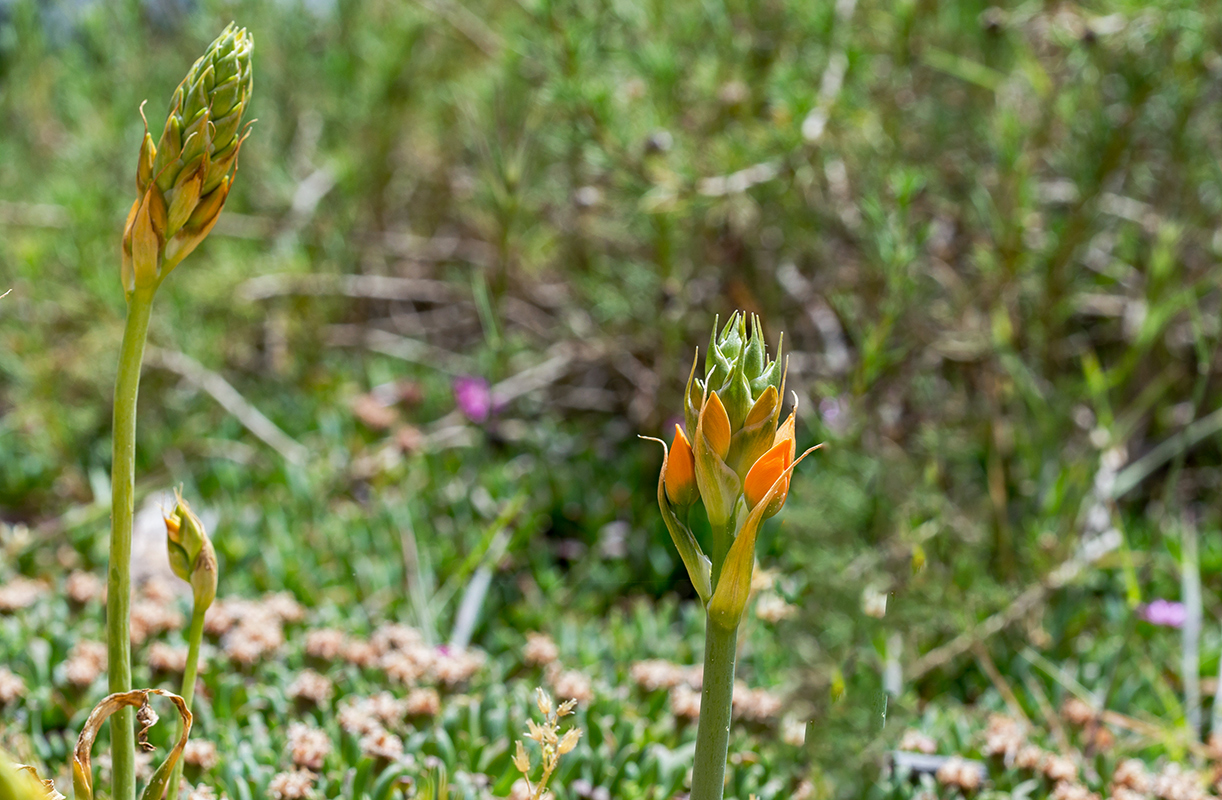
[649,313,820,629]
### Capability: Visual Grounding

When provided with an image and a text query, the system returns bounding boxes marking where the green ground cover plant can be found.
[6,0,1222,798]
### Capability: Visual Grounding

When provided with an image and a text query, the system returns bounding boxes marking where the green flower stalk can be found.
[107,24,252,800]
[163,493,216,800]
[649,313,820,800]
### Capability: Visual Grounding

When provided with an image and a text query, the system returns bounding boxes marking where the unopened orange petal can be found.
[743,385,778,429]
[664,424,699,507]
[743,439,791,510]
[701,392,731,459]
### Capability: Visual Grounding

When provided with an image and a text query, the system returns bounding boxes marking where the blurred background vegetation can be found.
[5,0,1222,796]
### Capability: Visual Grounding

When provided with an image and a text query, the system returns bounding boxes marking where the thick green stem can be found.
[166,605,207,800]
[691,616,739,800]
[709,517,734,587]
[108,287,155,800]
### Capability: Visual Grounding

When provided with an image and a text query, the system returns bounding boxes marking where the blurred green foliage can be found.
[6,0,1222,796]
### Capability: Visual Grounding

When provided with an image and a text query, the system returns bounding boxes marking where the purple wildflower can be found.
[453,376,493,423]
[1140,599,1186,628]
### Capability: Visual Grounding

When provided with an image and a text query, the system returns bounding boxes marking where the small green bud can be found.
[165,492,217,611]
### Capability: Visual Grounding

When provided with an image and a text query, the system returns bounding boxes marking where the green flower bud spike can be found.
[648,312,821,800]
[121,22,254,297]
[163,492,217,800]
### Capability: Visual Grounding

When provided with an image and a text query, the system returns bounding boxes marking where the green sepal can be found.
[179,114,210,169]
[210,75,242,119]
[137,132,156,196]
[211,107,244,152]
[743,313,766,379]
[751,332,783,396]
[183,67,212,122]
[719,355,753,432]
[167,539,191,584]
[644,437,712,604]
[154,115,184,193]
[683,350,702,438]
[165,171,202,239]
[704,314,732,389]
[720,313,745,363]
[216,51,240,84]
[202,140,237,195]
[190,538,218,611]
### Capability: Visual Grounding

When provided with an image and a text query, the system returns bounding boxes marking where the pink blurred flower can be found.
[453,376,494,422]
[1141,599,1186,628]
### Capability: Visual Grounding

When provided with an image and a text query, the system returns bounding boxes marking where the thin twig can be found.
[908,531,1121,680]
[908,583,1046,680]
[325,324,476,374]
[239,272,458,304]
[412,0,502,57]
[377,230,496,266]
[972,642,1028,723]
[0,200,70,228]
[144,347,307,466]
[1111,405,1222,498]
[911,447,1123,680]
[1019,669,1073,757]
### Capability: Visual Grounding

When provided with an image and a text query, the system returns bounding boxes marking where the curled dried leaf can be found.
[72,689,192,800]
